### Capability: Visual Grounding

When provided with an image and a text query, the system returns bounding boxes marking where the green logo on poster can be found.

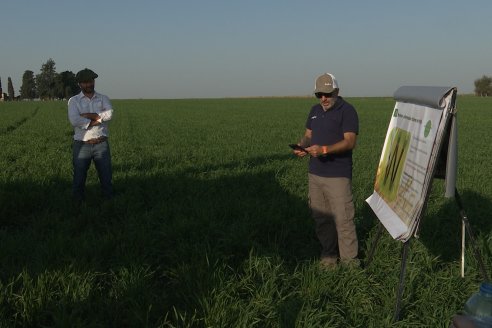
[393,108,398,117]
[424,120,432,137]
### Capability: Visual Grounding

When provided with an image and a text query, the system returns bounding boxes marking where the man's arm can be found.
[98,95,113,122]
[293,129,312,157]
[306,132,357,157]
[68,98,91,129]
[300,129,312,147]
[80,113,102,126]
[80,113,100,120]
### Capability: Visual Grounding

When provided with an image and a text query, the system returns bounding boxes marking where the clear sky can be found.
[1,0,491,99]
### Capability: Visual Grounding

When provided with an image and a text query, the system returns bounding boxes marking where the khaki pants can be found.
[308,174,358,260]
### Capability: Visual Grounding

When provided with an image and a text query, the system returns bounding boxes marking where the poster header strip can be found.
[393,86,456,109]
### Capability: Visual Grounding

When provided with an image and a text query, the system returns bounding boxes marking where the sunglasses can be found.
[315,92,335,99]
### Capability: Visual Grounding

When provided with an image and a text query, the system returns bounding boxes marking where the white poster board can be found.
[366,86,457,242]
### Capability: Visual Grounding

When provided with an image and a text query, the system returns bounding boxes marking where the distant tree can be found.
[20,70,37,100]
[53,74,64,99]
[57,71,79,99]
[474,75,492,96]
[7,77,15,100]
[36,58,58,100]
[0,76,3,97]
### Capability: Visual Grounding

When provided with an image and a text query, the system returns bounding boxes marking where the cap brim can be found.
[314,86,335,94]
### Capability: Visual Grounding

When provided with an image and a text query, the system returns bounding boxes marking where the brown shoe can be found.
[320,257,338,269]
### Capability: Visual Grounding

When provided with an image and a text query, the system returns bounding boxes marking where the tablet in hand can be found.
[289,144,308,153]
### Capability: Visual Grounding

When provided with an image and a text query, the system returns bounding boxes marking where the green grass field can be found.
[0,96,491,327]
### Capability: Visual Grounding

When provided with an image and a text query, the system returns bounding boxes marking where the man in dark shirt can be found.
[293,73,359,268]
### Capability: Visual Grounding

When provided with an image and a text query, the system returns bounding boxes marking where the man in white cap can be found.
[293,73,359,268]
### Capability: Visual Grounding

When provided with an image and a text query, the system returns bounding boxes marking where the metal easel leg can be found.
[461,219,465,278]
[455,188,490,281]
[393,239,411,323]
[365,222,384,268]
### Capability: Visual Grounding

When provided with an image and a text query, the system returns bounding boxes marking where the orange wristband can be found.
[321,146,328,155]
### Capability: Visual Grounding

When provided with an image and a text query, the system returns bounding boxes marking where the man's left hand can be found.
[306,145,323,157]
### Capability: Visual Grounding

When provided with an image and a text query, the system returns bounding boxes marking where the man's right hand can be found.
[80,113,100,120]
[81,113,101,126]
[293,147,308,157]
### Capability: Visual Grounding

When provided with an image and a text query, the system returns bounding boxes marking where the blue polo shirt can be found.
[305,97,359,178]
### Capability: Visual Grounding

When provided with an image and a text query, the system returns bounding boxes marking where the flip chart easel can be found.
[364,86,489,322]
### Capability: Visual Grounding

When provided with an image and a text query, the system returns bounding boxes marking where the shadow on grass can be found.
[358,188,492,268]
[356,202,381,260]
[418,189,492,267]
[0,153,322,326]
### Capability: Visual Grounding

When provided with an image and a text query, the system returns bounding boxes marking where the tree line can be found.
[0,58,79,101]
[1,58,492,100]
[474,75,492,96]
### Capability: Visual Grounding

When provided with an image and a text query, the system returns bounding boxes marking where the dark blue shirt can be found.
[305,97,359,178]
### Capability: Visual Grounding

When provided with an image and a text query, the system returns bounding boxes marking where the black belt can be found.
[76,136,107,144]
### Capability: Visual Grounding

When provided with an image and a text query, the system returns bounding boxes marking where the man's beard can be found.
[82,85,94,93]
